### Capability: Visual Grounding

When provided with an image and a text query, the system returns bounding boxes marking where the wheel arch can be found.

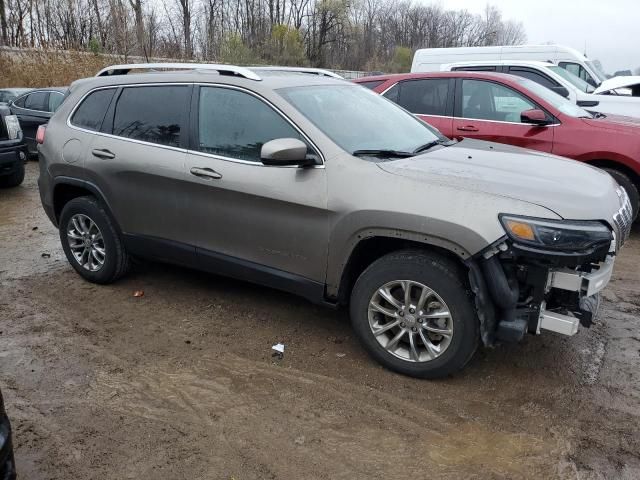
[583,158,640,190]
[330,233,471,306]
[53,178,121,233]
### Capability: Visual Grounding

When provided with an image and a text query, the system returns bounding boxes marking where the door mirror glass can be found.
[260,138,312,166]
[520,108,550,125]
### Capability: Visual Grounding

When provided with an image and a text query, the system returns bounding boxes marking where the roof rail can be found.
[95,63,262,81]
[250,66,344,79]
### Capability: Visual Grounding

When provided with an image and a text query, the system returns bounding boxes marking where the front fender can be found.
[325,210,488,297]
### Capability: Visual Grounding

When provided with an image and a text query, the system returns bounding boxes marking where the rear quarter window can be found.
[71,88,117,132]
[357,80,386,90]
[12,95,25,107]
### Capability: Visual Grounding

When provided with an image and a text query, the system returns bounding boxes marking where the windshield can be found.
[548,65,595,93]
[586,60,608,84]
[278,84,442,155]
[515,77,592,118]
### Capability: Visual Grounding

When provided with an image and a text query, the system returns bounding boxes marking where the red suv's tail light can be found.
[36,125,46,144]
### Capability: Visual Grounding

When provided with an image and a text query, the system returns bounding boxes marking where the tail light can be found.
[4,115,21,140]
[36,125,46,144]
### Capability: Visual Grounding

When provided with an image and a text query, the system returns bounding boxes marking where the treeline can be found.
[0,0,526,71]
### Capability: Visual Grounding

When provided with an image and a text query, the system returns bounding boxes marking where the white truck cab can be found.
[412,45,607,87]
[440,60,640,118]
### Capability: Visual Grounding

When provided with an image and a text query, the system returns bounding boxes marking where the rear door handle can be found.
[190,167,222,180]
[92,148,115,159]
[456,125,479,132]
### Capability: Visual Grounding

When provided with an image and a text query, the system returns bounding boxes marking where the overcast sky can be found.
[435,0,639,74]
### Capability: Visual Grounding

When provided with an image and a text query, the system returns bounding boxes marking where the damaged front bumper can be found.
[468,238,617,346]
[538,255,614,336]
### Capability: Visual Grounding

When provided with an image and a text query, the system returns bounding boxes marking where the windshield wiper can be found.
[412,138,455,154]
[352,149,415,158]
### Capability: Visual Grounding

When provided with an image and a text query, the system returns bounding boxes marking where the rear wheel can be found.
[604,168,639,222]
[350,250,479,379]
[59,196,130,284]
[0,162,25,188]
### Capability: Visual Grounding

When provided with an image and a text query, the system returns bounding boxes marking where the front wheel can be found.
[350,250,479,379]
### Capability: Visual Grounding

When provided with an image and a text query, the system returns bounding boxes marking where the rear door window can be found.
[24,91,49,111]
[382,83,399,103]
[48,92,65,112]
[71,88,116,132]
[197,86,308,163]
[507,67,559,89]
[112,86,189,147]
[396,78,450,116]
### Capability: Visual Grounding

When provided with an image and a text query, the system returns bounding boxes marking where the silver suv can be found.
[37,63,633,378]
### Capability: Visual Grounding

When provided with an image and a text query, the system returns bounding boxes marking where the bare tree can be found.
[127,0,145,57]
[1,0,526,70]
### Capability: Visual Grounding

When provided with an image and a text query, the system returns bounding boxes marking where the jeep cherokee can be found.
[37,64,633,378]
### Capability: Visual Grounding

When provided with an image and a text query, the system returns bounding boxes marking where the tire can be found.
[604,168,639,222]
[350,250,479,379]
[59,196,130,284]
[0,162,25,188]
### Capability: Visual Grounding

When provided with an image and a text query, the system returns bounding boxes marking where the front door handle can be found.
[190,167,222,180]
[92,148,115,159]
[456,125,479,132]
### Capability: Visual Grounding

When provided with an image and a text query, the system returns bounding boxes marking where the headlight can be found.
[3,115,21,140]
[499,214,612,251]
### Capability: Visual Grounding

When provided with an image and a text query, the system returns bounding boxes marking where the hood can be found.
[378,139,621,222]
[581,113,640,130]
[594,76,640,94]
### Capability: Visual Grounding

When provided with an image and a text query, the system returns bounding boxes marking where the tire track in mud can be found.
[87,353,568,479]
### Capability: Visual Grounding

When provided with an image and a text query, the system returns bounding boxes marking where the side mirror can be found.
[521,108,550,126]
[550,86,570,98]
[260,138,315,167]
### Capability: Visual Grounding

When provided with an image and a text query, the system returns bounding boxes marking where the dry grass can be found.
[0,49,131,88]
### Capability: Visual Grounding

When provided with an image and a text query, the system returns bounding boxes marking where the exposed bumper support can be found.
[547,255,615,298]
[539,308,579,336]
[538,256,614,336]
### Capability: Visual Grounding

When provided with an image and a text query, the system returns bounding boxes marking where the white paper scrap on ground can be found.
[272,343,285,353]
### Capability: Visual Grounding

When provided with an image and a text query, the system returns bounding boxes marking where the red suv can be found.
[356,72,640,219]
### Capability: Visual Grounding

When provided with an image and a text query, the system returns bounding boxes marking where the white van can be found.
[440,60,640,118]
[411,45,608,87]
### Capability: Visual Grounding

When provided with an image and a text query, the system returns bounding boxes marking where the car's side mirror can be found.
[260,138,316,167]
[521,109,551,126]
[550,86,570,98]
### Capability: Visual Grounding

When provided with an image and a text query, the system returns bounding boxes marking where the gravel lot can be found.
[1,163,639,479]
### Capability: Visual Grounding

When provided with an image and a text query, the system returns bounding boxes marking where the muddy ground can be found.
[1,163,639,479]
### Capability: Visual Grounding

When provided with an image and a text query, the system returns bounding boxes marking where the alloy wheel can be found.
[66,214,106,272]
[368,280,453,362]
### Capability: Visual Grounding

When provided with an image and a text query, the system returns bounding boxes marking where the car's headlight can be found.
[500,214,612,251]
[3,115,21,140]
